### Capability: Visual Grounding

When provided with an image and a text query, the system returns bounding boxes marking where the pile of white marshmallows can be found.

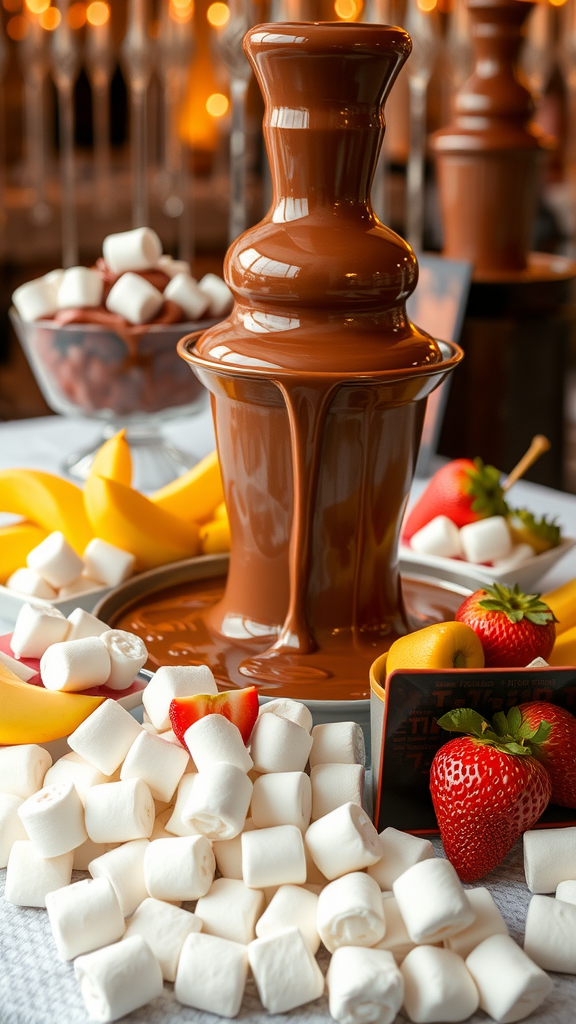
[11,226,233,327]
[0,664,557,1024]
[409,513,535,570]
[5,530,135,602]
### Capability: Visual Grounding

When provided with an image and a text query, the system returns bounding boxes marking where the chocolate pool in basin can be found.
[103,23,463,705]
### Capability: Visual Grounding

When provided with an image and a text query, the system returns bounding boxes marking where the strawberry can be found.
[169,685,259,746]
[403,457,508,541]
[518,701,576,809]
[431,706,552,881]
[507,509,562,554]
[455,583,557,667]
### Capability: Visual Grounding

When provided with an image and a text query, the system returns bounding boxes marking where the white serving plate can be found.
[0,580,112,624]
[400,537,575,592]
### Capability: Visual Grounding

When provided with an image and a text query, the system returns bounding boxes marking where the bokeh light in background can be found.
[334,0,362,20]
[549,0,568,7]
[86,0,109,25]
[3,0,22,11]
[206,92,229,117]
[6,14,27,38]
[38,5,61,28]
[417,0,437,10]
[67,1,87,28]
[25,0,50,12]
[207,2,230,28]
[171,0,194,21]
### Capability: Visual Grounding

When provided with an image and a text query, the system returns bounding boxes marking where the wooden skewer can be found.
[502,435,551,492]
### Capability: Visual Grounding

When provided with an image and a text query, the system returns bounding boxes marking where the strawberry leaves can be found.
[465,458,509,518]
[478,583,557,626]
[437,705,552,757]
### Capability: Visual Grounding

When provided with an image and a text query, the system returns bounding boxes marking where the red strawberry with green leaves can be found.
[455,583,557,667]
[518,701,576,809]
[169,685,259,747]
[430,706,552,881]
[403,458,508,541]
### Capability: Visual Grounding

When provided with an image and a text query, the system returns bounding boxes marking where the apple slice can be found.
[169,686,259,746]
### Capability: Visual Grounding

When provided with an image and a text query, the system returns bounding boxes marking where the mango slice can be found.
[200,517,231,554]
[151,450,224,523]
[0,522,48,583]
[0,469,92,554]
[542,578,576,636]
[90,429,132,486]
[549,624,576,666]
[0,663,104,744]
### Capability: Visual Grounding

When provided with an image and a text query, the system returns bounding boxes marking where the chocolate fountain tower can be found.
[180,23,463,699]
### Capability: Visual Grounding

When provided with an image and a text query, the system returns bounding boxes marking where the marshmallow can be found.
[556,879,576,905]
[46,876,125,961]
[410,515,462,558]
[142,663,218,731]
[212,818,257,878]
[248,926,325,1013]
[74,935,164,1024]
[374,896,417,963]
[182,762,252,840]
[309,721,365,767]
[124,897,202,982]
[5,840,73,907]
[393,859,475,944]
[44,751,109,804]
[18,781,87,857]
[0,794,28,867]
[57,266,104,309]
[184,714,253,772]
[83,537,136,587]
[68,698,142,775]
[196,877,265,945]
[40,636,111,692]
[197,273,233,317]
[106,272,164,325]
[164,273,211,320]
[256,883,320,953]
[67,607,109,641]
[317,872,386,952]
[327,946,404,1024]
[121,729,189,802]
[493,543,536,570]
[156,254,191,278]
[99,629,147,690]
[58,576,101,598]
[165,773,198,837]
[6,568,57,600]
[250,712,313,773]
[103,226,163,273]
[259,697,313,732]
[0,649,36,681]
[175,932,249,1018]
[251,771,312,831]
[43,269,65,290]
[401,946,479,1023]
[311,763,364,821]
[12,276,59,322]
[368,828,435,890]
[524,894,576,973]
[445,887,508,958]
[0,743,52,798]
[460,515,512,563]
[305,802,383,880]
[143,835,215,901]
[85,778,154,844]
[466,933,553,1023]
[524,827,576,893]
[11,603,70,659]
[89,839,150,917]
[242,824,307,888]
[73,837,118,871]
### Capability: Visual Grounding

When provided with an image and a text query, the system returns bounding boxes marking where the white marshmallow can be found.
[242,823,307,888]
[164,272,211,320]
[143,835,215,901]
[373,896,417,963]
[73,837,118,871]
[58,576,101,598]
[83,537,136,587]
[259,697,313,732]
[524,827,576,893]
[121,729,189,803]
[99,629,147,690]
[445,887,508,958]
[317,872,386,953]
[196,877,265,945]
[184,714,253,772]
[466,933,553,1023]
[103,226,163,273]
[309,721,365,768]
[0,794,28,867]
[124,897,202,982]
[212,818,256,878]
[40,636,111,692]
[250,712,313,773]
[256,883,320,953]
[0,743,52,798]
[106,272,164,325]
[57,266,103,310]
[89,839,150,917]
[46,876,125,961]
[12,276,59,322]
[248,926,325,1013]
[410,515,462,558]
[85,778,153,844]
[493,543,536,570]
[18,781,87,857]
[6,568,57,600]
[368,828,435,890]
[165,773,198,836]
[251,771,312,831]
[460,515,512,563]
[5,840,73,907]
[67,607,109,641]
[74,935,163,1024]
[44,751,109,804]
[305,802,383,880]
[43,269,65,291]
[142,663,218,732]
[392,859,475,944]
[311,763,364,821]
[401,945,479,1023]
[327,946,404,1024]
[182,762,252,840]
[68,698,142,775]
[556,879,576,905]
[197,273,233,317]
[0,649,36,681]
[175,932,249,1018]
[156,254,191,278]
[524,894,576,973]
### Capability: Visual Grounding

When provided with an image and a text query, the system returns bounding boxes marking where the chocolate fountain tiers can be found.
[178,23,463,699]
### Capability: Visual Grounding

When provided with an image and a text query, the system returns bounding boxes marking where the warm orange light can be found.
[6,13,27,36]
[39,5,61,28]
[334,0,362,19]
[3,0,22,12]
[67,1,86,27]
[417,0,437,10]
[206,92,229,117]
[25,0,50,12]
[170,0,194,21]
[207,2,229,27]
[86,0,109,26]
[549,0,568,7]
